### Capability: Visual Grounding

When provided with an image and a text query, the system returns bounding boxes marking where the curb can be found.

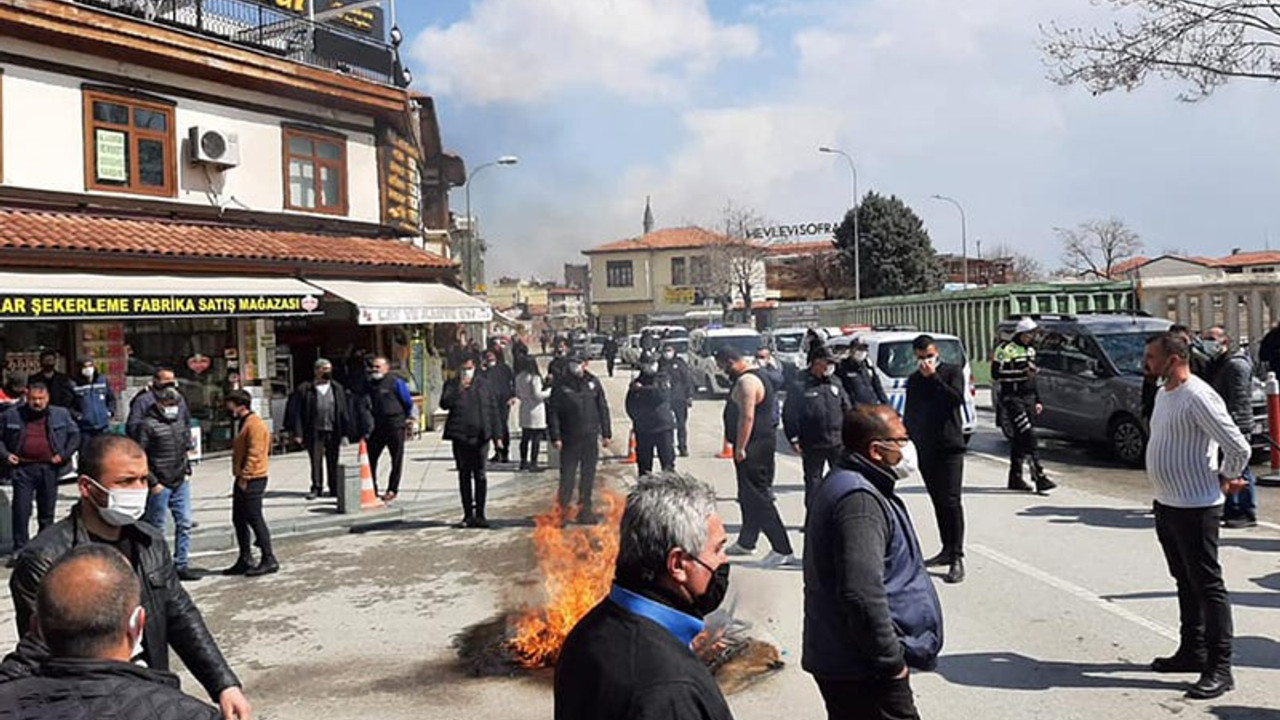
[187,501,443,555]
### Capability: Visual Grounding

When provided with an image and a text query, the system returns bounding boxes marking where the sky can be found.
[401,0,1280,282]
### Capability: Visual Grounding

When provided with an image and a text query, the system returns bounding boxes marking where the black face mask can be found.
[156,382,176,391]
[318,371,332,381]
[688,555,731,618]
[27,406,48,417]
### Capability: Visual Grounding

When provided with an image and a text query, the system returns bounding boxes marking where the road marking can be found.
[969,543,1178,642]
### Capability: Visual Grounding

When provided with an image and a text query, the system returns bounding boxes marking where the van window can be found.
[877,339,967,378]
[1094,331,1163,376]
[773,334,804,352]
[705,335,763,358]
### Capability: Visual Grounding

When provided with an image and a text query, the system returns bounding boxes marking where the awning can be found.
[0,271,321,321]
[307,279,492,325]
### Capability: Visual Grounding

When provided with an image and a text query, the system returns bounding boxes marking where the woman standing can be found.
[515,354,551,472]
[223,389,277,576]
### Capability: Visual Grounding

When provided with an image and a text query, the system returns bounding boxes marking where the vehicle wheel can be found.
[1109,415,1147,467]
[996,407,1015,441]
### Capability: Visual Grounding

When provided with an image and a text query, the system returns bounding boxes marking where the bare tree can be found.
[1057,218,1145,278]
[774,244,853,300]
[987,243,1045,283]
[708,201,769,324]
[1041,1,1280,100]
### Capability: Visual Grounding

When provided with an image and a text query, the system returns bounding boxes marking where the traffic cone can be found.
[622,430,637,465]
[716,440,734,459]
[357,440,385,510]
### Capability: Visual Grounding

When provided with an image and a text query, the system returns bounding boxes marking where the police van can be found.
[828,329,978,442]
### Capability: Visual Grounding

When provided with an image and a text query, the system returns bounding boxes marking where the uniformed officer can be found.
[659,343,694,457]
[625,351,676,476]
[548,351,613,524]
[782,344,852,507]
[993,317,1056,494]
[837,339,888,407]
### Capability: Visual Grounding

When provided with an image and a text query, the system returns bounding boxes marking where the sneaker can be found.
[763,551,802,568]
[725,542,756,557]
[1223,517,1258,529]
[381,492,397,503]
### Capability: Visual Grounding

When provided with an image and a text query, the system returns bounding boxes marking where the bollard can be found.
[1261,372,1280,487]
[336,463,362,515]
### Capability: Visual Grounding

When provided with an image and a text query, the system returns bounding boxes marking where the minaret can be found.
[643,196,654,236]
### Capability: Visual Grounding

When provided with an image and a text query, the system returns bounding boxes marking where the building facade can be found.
[1129,252,1280,350]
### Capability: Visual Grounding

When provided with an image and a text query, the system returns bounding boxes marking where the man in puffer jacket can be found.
[72,357,115,439]
[137,388,198,581]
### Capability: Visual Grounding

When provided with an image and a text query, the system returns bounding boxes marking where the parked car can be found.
[619,334,643,367]
[766,327,823,383]
[688,327,765,395]
[584,333,610,359]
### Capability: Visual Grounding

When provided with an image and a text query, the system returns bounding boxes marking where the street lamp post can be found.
[931,194,968,289]
[819,146,860,301]
[462,155,519,292]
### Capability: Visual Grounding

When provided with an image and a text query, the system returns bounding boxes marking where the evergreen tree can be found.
[833,192,946,298]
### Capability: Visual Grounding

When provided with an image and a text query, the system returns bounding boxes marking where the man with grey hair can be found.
[555,472,734,720]
[0,544,220,718]
[285,358,354,501]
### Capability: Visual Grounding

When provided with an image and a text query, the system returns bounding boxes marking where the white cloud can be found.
[411,0,759,105]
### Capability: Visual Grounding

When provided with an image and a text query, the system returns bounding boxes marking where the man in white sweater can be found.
[1142,333,1250,701]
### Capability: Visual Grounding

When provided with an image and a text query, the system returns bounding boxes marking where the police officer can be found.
[625,351,676,476]
[837,339,888,407]
[546,337,572,386]
[993,317,1056,494]
[548,351,613,524]
[782,344,852,508]
[659,342,694,457]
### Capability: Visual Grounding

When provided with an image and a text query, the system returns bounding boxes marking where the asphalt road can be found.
[2,369,1277,719]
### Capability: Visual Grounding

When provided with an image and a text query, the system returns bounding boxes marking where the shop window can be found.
[282,125,348,215]
[82,89,176,197]
[670,257,687,286]
[606,260,634,288]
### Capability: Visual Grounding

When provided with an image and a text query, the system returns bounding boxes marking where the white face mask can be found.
[81,367,96,379]
[162,406,180,420]
[570,364,585,377]
[88,477,148,526]
[877,440,919,480]
[823,364,836,378]
[852,350,868,363]
[663,351,676,360]
[462,368,475,381]
[370,371,386,381]
[919,356,939,371]
[643,363,659,375]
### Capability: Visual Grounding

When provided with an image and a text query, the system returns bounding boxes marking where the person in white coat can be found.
[515,354,552,472]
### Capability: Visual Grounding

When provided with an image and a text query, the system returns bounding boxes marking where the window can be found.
[82,90,175,197]
[606,260,634,288]
[670,257,687,286]
[689,255,712,286]
[282,125,348,214]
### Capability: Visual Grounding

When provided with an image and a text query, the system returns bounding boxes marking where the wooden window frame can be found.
[606,260,634,288]
[82,89,177,198]
[282,124,349,216]
[670,256,686,286]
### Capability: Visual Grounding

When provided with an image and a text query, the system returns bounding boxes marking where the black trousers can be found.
[493,408,511,462]
[735,439,794,555]
[367,424,406,495]
[1154,502,1233,667]
[558,438,599,514]
[1000,397,1042,478]
[520,428,545,466]
[232,477,273,562]
[307,430,341,495]
[606,357,616,377]
[920,449,966,560]
[801,445,843,508]
[454,440,488,518]
[635,430,676,476]
[672,402,690,453]
[9,463,57,552]
[815,676,921,720]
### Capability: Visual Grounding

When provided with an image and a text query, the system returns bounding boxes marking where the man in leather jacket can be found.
[7,435,249,720]
[1202,326,1259,528]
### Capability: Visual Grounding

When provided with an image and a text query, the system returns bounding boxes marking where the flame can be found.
[505,492,626,668]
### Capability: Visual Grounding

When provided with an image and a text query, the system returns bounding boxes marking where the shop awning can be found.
[0,271,322,321]
[306,279,492,325]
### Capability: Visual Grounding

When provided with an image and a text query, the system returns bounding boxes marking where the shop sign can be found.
[747,221,837,241]
[0,293,321,320]
[253,0,386,36]
[662,285,696,306]
[379,126,422,234]
[357,304,493,325]
[95,129,127,183]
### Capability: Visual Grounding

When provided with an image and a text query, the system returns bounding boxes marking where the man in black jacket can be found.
[440,358,502,528]
[31,351,76,410]
[546,337,572,386]
[904,335,969,584]
[555,472,735,720]
[7,435,249,720]
[783,345,852,508]
[1202,326,1259,528]
[360,357,418,502]
[481,348,516,464]
[0,544,221,719]
[839,339,889,407]
[1,383,81,563]
[626,351,676,476]
[138,388,197,582]
[660,343,695,457]
[548,352,612,524]
[285,358,353,501]
[803,405,943,720]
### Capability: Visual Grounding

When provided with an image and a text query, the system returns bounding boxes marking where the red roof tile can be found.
[584,226,745,254]
[1211,251,1280,267]
[0,208,453,269]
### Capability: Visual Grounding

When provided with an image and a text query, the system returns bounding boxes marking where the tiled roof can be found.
[0,208,453,269]
[1212,251,1280,267]
[584,226,740,254]
[765,240,837,257]
[1106,256,1150,276]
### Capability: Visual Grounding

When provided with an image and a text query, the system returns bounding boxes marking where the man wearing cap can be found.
[838,339,889,407]
[285,359,354,501]
[548,351,612,524]
[993,318,1056,494]
[625,350,677,476]
[783,344,852,508]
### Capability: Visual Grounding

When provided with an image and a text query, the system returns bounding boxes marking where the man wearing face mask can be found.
[1,382,80,565]
[546,337,572,387]
[285,359,353,501]
[8,435,250,719]
[360,357,418,503]
[555,472,735,720]
[783,344,852,508]
[547,351,612,524]
[481,349,516,464]
[126,368,190,443]
[72,356,116,439]
[803,405,943,720]
[32,351,75,410]
[626,351,677,476]
[904,335,968,584]
[659,343,694,457]
[440,358,503,528]
[993,317,1055,494]
[138,389,199,582]
[1200,325,1258,529]
[838,339,889,407]
[0,545,221,719]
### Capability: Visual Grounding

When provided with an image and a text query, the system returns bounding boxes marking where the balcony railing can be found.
[72,0,403,86]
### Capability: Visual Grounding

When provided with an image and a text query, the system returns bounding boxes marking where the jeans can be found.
[558,438,600,515]
[801,446,843,508]
[1223,465,1257,521]
[920,449,966,560]
[520,428,545,467]
[635,430,675,476]
[734,437,794,555]
[307,430,342,495]
[9,463,57,553]
[453,440,488,518]
[672,402,690,453]
[367,425,406,495]
[232,477,273,563]
[1154,501,1233,668]
[815,676,921,720]
[143,482,193,569]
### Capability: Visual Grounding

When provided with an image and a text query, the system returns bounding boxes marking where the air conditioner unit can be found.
[188,127,241,168]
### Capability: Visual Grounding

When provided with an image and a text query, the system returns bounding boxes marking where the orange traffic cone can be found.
[716,440,734,459]
[358,440,385,510]
[622,430,637,465]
